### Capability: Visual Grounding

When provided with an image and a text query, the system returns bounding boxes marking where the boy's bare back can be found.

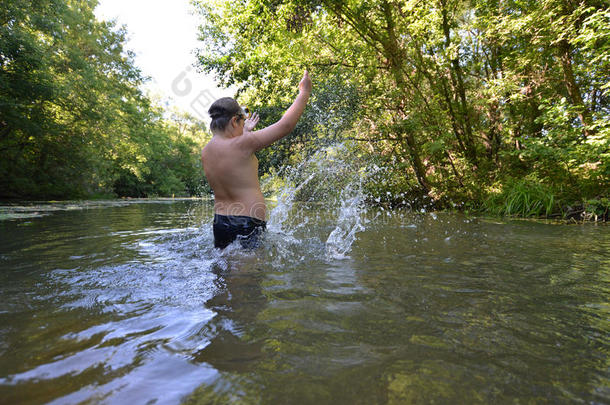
[202,70,312,222]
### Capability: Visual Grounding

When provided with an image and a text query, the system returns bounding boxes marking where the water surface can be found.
[0,200,608,404]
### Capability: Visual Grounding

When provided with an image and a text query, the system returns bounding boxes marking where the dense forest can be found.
[1,0,608,219]
[195,0,609,219]
[0,0,209,199]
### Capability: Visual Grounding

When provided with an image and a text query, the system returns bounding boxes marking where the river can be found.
[0,199,608,404]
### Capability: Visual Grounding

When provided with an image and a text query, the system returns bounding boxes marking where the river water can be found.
[0,199,608,404]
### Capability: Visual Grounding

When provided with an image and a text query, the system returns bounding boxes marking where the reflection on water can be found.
[0,199,608,404]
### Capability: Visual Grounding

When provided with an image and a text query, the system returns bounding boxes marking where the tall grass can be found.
[484,178,556,217]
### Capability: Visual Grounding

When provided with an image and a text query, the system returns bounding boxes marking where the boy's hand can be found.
[299,70,312,95]
[244,112,260,132]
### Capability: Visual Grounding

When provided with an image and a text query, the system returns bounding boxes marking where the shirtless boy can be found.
[201,70,312,249]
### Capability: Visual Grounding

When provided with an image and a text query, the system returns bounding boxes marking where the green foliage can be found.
[254,74,362,176]
[110,109,210,198]
[4,0,606,211]
[0,0,209,199]
[193,0,609,217]
[583,198,610,221]
[1,0,138,198]
[484,177,557,217]
[362,155,425,207]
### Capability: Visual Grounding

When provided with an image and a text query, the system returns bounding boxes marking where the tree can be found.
[1,0,210,199]
[193,0,609,211]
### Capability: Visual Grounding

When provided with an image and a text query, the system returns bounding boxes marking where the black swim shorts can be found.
[213,214,267,249]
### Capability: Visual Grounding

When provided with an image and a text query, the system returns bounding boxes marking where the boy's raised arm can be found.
[241,71,312,152]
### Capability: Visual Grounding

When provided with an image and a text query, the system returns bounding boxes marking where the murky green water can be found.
[0,200,608,404]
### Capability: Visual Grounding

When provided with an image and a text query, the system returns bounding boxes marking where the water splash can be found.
[325,183,366,259]
[266,170,316,234]
[264,143,372,262]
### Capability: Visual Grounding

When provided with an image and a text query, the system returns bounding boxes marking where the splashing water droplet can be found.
[261,143,372,264]
[325,184,366,260]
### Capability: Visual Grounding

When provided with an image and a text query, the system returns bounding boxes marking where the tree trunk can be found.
[557,39,593,139]
[381,1,431,192]
[440,0,478,167]
[323,0,432,193]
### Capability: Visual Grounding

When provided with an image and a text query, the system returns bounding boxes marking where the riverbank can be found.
[1,195,607,224]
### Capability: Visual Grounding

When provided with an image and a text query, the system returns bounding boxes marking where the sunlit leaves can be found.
[194,0,608,212]
[0,0,208,198]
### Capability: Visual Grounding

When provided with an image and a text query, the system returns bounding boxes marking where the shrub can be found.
[484,177,556,217]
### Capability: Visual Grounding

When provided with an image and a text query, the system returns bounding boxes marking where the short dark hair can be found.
[208,97,242,132]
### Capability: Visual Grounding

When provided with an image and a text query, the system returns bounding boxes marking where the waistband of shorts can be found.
[214,213,266,225]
